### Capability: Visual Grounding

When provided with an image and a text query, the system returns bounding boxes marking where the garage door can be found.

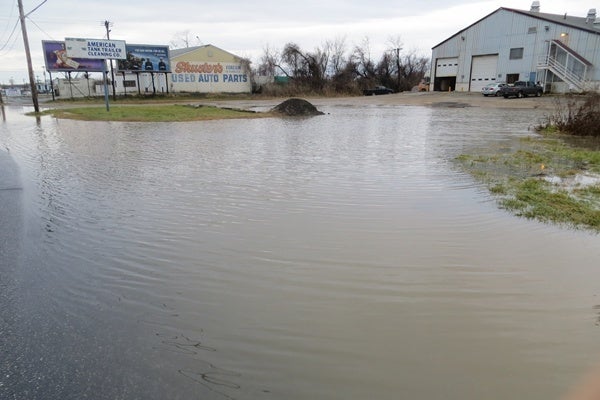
[470,55,499,92]
[435,57,458,77]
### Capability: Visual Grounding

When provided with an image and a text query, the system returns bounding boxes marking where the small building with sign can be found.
[169,45,252,94]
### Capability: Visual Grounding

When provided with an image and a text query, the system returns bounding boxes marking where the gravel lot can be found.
[205,90,560,113]
[2,90,559,112]
[314,91,557,109]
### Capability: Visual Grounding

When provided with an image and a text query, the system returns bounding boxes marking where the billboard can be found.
[65,38,127,60]
[117,44,171,73]
[42,41,106,72]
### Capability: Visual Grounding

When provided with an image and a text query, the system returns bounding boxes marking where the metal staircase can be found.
[537,40,592,91]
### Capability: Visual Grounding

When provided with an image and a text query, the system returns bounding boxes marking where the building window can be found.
[509,47,524,59]
[506,73,519,83]
[528,26,537,34]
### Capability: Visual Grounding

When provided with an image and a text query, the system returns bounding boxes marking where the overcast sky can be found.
[0,0,596,84]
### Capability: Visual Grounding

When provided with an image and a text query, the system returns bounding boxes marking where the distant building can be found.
[54,77,97,98]
[430,2,600,93]
[169,44,252,94]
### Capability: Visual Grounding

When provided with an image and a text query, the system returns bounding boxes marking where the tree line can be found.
[253,36,430,95]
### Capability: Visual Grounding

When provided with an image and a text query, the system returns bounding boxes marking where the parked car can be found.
[500,81,543,98]
[481,83,506,96]
[363,86,394,96]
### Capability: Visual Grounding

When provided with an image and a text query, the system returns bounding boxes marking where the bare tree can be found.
[252,35,429,95]
[310,44,330,83]
[376,51,395,89]
[397,48,430,91]
[170,30,201,49]
[387,35,404,56]
[387,35,404,91]
[282,42,303,77]
[327,36,347,77]
[350,37,376,80]
[281,42,329,89]
[257,44,289,77]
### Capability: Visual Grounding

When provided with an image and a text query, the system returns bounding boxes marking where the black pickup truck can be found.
[500,81,543,98]
[363,86,394,96]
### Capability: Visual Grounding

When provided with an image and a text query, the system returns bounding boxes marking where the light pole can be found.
[395,48,401,92]
[41,66,47,93]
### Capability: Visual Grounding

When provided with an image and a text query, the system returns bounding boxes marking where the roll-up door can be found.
[470,55,499,92]
[435,57,458,77]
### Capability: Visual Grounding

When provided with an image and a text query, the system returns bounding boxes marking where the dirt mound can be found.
[430,101,471,108]
[271,98,324,116]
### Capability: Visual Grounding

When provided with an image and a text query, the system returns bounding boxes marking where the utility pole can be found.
[17,0,40,113]
[395,48,401,93]
[104,20,116,100]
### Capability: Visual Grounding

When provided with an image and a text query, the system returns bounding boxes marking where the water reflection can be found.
[1,104,599,399]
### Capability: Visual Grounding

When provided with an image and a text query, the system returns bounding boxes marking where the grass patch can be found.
[39,104,272,122]
[455,135,600,232]
[503,179,583,222]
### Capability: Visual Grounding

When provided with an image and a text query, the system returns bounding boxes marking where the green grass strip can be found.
[40,104,271,122]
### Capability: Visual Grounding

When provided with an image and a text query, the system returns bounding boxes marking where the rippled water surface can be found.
[1,103,600,399]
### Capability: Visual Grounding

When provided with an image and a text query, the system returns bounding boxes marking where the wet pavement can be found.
[1,102,599,400]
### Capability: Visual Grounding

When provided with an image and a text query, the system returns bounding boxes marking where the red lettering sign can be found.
[175,61,224,74]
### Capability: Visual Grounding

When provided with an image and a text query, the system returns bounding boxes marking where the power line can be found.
[12,16,109,25]
[24,0,47,18]
[0,1,16,44]
[0,18,20,54]
[26,15,56,40]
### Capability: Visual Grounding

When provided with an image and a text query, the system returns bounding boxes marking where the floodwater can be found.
[1,102,599,400]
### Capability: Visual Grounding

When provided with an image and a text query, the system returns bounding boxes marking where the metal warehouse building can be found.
[430,1,600,93]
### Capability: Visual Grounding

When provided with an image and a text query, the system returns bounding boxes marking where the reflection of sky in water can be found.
[1,105,599,400]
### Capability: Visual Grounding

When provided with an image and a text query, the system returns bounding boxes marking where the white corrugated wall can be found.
[431,8,600,92]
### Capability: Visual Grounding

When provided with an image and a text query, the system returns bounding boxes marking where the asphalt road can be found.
[0,148,22,276]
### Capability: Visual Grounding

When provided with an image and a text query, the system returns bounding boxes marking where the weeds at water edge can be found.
[455,135,600,232]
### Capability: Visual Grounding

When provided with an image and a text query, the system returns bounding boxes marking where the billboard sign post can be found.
[65,37,127,111]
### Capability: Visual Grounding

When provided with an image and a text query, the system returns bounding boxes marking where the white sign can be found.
[65,37,127,60]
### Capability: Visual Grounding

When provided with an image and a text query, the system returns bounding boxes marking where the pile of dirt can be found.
[271,98,324,116]
[430,101,471,108]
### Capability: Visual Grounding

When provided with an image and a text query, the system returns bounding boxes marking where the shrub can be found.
[539,93,600,136]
